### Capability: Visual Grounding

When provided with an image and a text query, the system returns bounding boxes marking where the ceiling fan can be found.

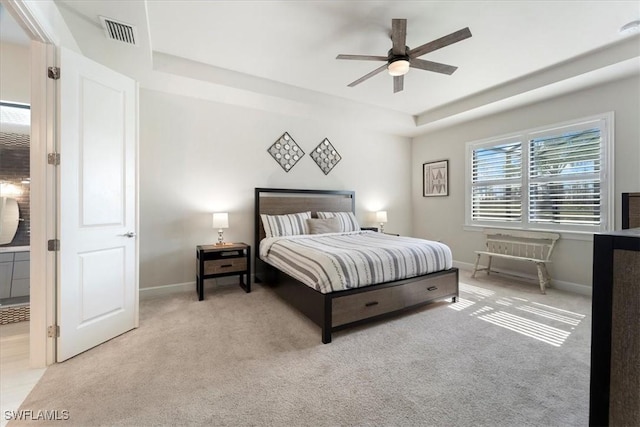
[336,19,472,93]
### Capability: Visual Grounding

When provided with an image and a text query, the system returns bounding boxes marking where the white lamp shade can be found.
[376,211,388,223]
[387,59,410,76]
[212,212,229,229]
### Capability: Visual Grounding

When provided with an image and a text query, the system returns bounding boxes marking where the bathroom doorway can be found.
[0,1,32,326]
[0,5,46,420]
[0,102,31,313]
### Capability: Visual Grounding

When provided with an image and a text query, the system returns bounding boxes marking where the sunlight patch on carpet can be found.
[516,304,583,327]
[496,297,514,306]
[477,311,571,347]
[448,297,476,311]
[451,282,586,346]
[470,306,494,316]
[459,282,495,298]
[531,302,586,319]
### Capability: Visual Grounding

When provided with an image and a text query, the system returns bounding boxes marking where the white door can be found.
[57,47,138,362]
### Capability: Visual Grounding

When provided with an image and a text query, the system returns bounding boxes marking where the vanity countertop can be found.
[0,246,30,253]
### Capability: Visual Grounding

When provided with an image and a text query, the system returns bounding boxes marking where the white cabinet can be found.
[0,251,30,300]
[11,252,30,297]
[0,254,13,299]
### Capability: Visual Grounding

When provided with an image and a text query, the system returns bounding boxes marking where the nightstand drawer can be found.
[204,258,247,275]
[203,249,244,260]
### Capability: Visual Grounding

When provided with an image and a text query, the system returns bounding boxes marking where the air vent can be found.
[99,16,137,46]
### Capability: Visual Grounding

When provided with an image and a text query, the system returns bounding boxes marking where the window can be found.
[466,113,613,234]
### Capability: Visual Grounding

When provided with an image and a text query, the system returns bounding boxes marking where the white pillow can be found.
[261,211,311,238]
[306,217,342,234]
[316,211,360,232]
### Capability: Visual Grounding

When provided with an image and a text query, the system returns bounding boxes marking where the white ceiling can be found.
[145,1,639,115]
[14,1,640,135]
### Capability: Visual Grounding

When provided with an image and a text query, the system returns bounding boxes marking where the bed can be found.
[254,187,459,343]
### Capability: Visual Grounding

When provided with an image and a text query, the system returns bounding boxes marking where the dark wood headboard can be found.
[254,187,355,259]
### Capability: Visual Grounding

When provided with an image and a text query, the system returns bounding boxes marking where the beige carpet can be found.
[12,270,592,426]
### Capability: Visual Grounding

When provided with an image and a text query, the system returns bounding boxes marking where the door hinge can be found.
[47,239,60,251]
[48,152,60,165]
[47,325,60,338]
[47,66,60,80]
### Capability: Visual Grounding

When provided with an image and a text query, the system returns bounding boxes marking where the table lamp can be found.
[212,212,229,245]
[376,211,387,233]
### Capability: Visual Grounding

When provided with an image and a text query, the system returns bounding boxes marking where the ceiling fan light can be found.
[388,59,410,76]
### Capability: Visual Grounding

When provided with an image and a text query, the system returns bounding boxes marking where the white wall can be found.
[411,75,640,292]
[139,89,412,289]
[0,42,30,104]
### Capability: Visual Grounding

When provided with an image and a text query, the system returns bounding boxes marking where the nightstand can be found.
[361,227,379,232]
[196,243,251,301]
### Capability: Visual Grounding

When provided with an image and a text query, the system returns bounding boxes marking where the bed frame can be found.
[254,187,459,343]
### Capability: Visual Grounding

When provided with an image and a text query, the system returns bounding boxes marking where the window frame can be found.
[465,112,614,236]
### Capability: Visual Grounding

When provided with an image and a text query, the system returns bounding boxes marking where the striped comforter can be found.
[260,231,453,293]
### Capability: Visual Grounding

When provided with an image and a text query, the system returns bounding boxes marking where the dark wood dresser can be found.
[589,228,640,426]
[622,192,640,229]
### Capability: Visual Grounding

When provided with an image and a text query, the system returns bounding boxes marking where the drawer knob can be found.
[221,264,233,268]
[427,286,438,291]
[365,301,379,307]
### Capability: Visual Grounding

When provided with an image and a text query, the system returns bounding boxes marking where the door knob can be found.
[120,231,136,238]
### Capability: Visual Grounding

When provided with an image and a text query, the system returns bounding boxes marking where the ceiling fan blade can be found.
[393,75,404,93]
[408,27,472,58]
[410,58,458,75]
[391,18,407,55]
[347,63,388,87]
[336,54,388,61]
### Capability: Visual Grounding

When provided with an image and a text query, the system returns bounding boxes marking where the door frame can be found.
[3,0,59,367]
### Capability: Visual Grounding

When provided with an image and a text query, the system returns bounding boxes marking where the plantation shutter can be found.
[471,141,522,222]
[528,128,602,226]
[466,114,611,232]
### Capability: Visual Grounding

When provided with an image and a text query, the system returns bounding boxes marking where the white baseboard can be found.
[139,281,194,300]
[139,275,256,300]
[453,260,592,297]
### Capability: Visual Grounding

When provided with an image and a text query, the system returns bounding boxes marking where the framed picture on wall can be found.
[423,160,448,197]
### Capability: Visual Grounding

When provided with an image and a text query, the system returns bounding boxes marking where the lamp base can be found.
[216,229,228,246]
[380,223,385,233]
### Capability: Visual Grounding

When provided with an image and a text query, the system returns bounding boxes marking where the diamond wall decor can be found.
[311,138,341,175]
[267,132,304,172]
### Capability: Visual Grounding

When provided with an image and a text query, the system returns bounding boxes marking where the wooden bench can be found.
[472,230,560,294]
